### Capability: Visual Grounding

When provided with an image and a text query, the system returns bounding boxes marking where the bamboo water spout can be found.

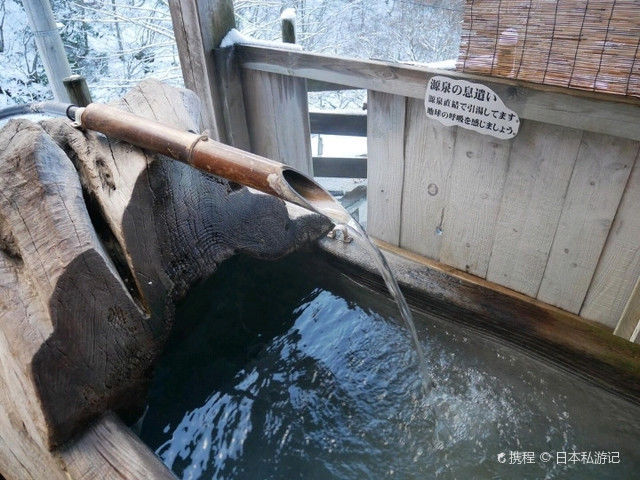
[68,103,350,225]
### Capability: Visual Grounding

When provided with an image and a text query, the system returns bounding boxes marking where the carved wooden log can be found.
[0,79,331,479]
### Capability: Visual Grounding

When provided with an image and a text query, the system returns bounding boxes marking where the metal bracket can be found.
[327,225,353,243]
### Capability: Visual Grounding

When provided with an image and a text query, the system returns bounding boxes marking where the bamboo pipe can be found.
[72,103,350,224]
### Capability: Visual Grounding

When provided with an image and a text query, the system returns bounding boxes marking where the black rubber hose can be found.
[0,102,77,121]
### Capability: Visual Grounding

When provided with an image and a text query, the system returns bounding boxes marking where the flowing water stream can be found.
[280,169,432,394]
[344,218,433,394]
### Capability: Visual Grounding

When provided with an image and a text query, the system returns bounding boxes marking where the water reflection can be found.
[140,254,640,480]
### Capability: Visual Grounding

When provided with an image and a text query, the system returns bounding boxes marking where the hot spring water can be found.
[281,180,432,395]
[139,254,640,479]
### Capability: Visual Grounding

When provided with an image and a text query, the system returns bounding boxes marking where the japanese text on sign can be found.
[424,76,520,139]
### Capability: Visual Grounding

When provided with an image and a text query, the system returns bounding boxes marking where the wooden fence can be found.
[231,45,640,341]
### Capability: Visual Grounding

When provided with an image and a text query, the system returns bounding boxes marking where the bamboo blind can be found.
[457,0,640,98]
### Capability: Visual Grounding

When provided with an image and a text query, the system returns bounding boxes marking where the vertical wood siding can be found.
[240,70,640,338]
[367,91,407,244]
[242,70,313,175]
[365,94,640,335]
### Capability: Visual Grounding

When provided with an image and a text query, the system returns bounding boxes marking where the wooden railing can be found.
[236,44,640,141]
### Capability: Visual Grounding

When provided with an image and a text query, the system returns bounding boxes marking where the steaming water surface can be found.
[139,253,640,479]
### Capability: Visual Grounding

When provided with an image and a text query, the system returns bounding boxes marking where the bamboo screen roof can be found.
[456,0,640,99]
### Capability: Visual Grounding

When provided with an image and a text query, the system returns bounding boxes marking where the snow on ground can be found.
[311,134,366,157]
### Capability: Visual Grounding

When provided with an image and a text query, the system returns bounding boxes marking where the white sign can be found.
[424,76,520,139]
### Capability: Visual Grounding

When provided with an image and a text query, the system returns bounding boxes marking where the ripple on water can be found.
[140,254,640,480]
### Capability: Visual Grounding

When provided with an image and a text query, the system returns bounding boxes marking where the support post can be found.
[213,46,251,150]
[168,0,236,142]
[23,0,72,102]
[63,75,92,106]
[281,8,296,44]
[614,276,640,343]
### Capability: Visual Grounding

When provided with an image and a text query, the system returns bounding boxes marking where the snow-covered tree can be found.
[0,0,463,109]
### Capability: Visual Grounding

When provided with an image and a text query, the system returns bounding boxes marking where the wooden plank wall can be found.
[237,46,640,339]
[367,91,406,244]
[241,70,313,175]
[367,91,640,331]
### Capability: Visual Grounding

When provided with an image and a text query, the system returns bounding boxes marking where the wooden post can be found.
[213,46,251,150]
[281,8,296,44]
[23,0,72,102]
[63,75,92,106]
[168,0,236,142]
[614,276,640,342]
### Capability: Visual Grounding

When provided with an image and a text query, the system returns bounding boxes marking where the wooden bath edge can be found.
[316,237,640,405]
[55,412,177,479]
[42,234,640,480]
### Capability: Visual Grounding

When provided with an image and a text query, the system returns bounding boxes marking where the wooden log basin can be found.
[0,80,331,479]
[1,80,640,479]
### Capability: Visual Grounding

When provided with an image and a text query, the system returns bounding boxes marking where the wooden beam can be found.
[237,45,640,141]
[168,0,236,140]
[309,111,367,136]
[367,91,406,244]
[438,128,511,277]
[280,9,296,44]
[58,412,176,479]
[582,156,640,327]
[63,75,92,107]
[486,121,582,298]
[23,0,71,102]
[399,98,457,260]
[307,80,360,91]
[537,135,637,313]
[312,156,367,178]
[242,70,313,175]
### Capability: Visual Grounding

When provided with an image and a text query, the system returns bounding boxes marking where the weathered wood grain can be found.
[439,129,511,276]
[242,70,313,175]
[168,0,235,138]
[237,44,640,141]
[214,46,251,150]
[538,134,639,313]
[0,251,66,480]
[0,80,331,479]
[59,412,176,480]
[486,121,583,296]
[582,156,640,327]
[366,91,406,244]
[399,98,457,260]
[0,117,154,467]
